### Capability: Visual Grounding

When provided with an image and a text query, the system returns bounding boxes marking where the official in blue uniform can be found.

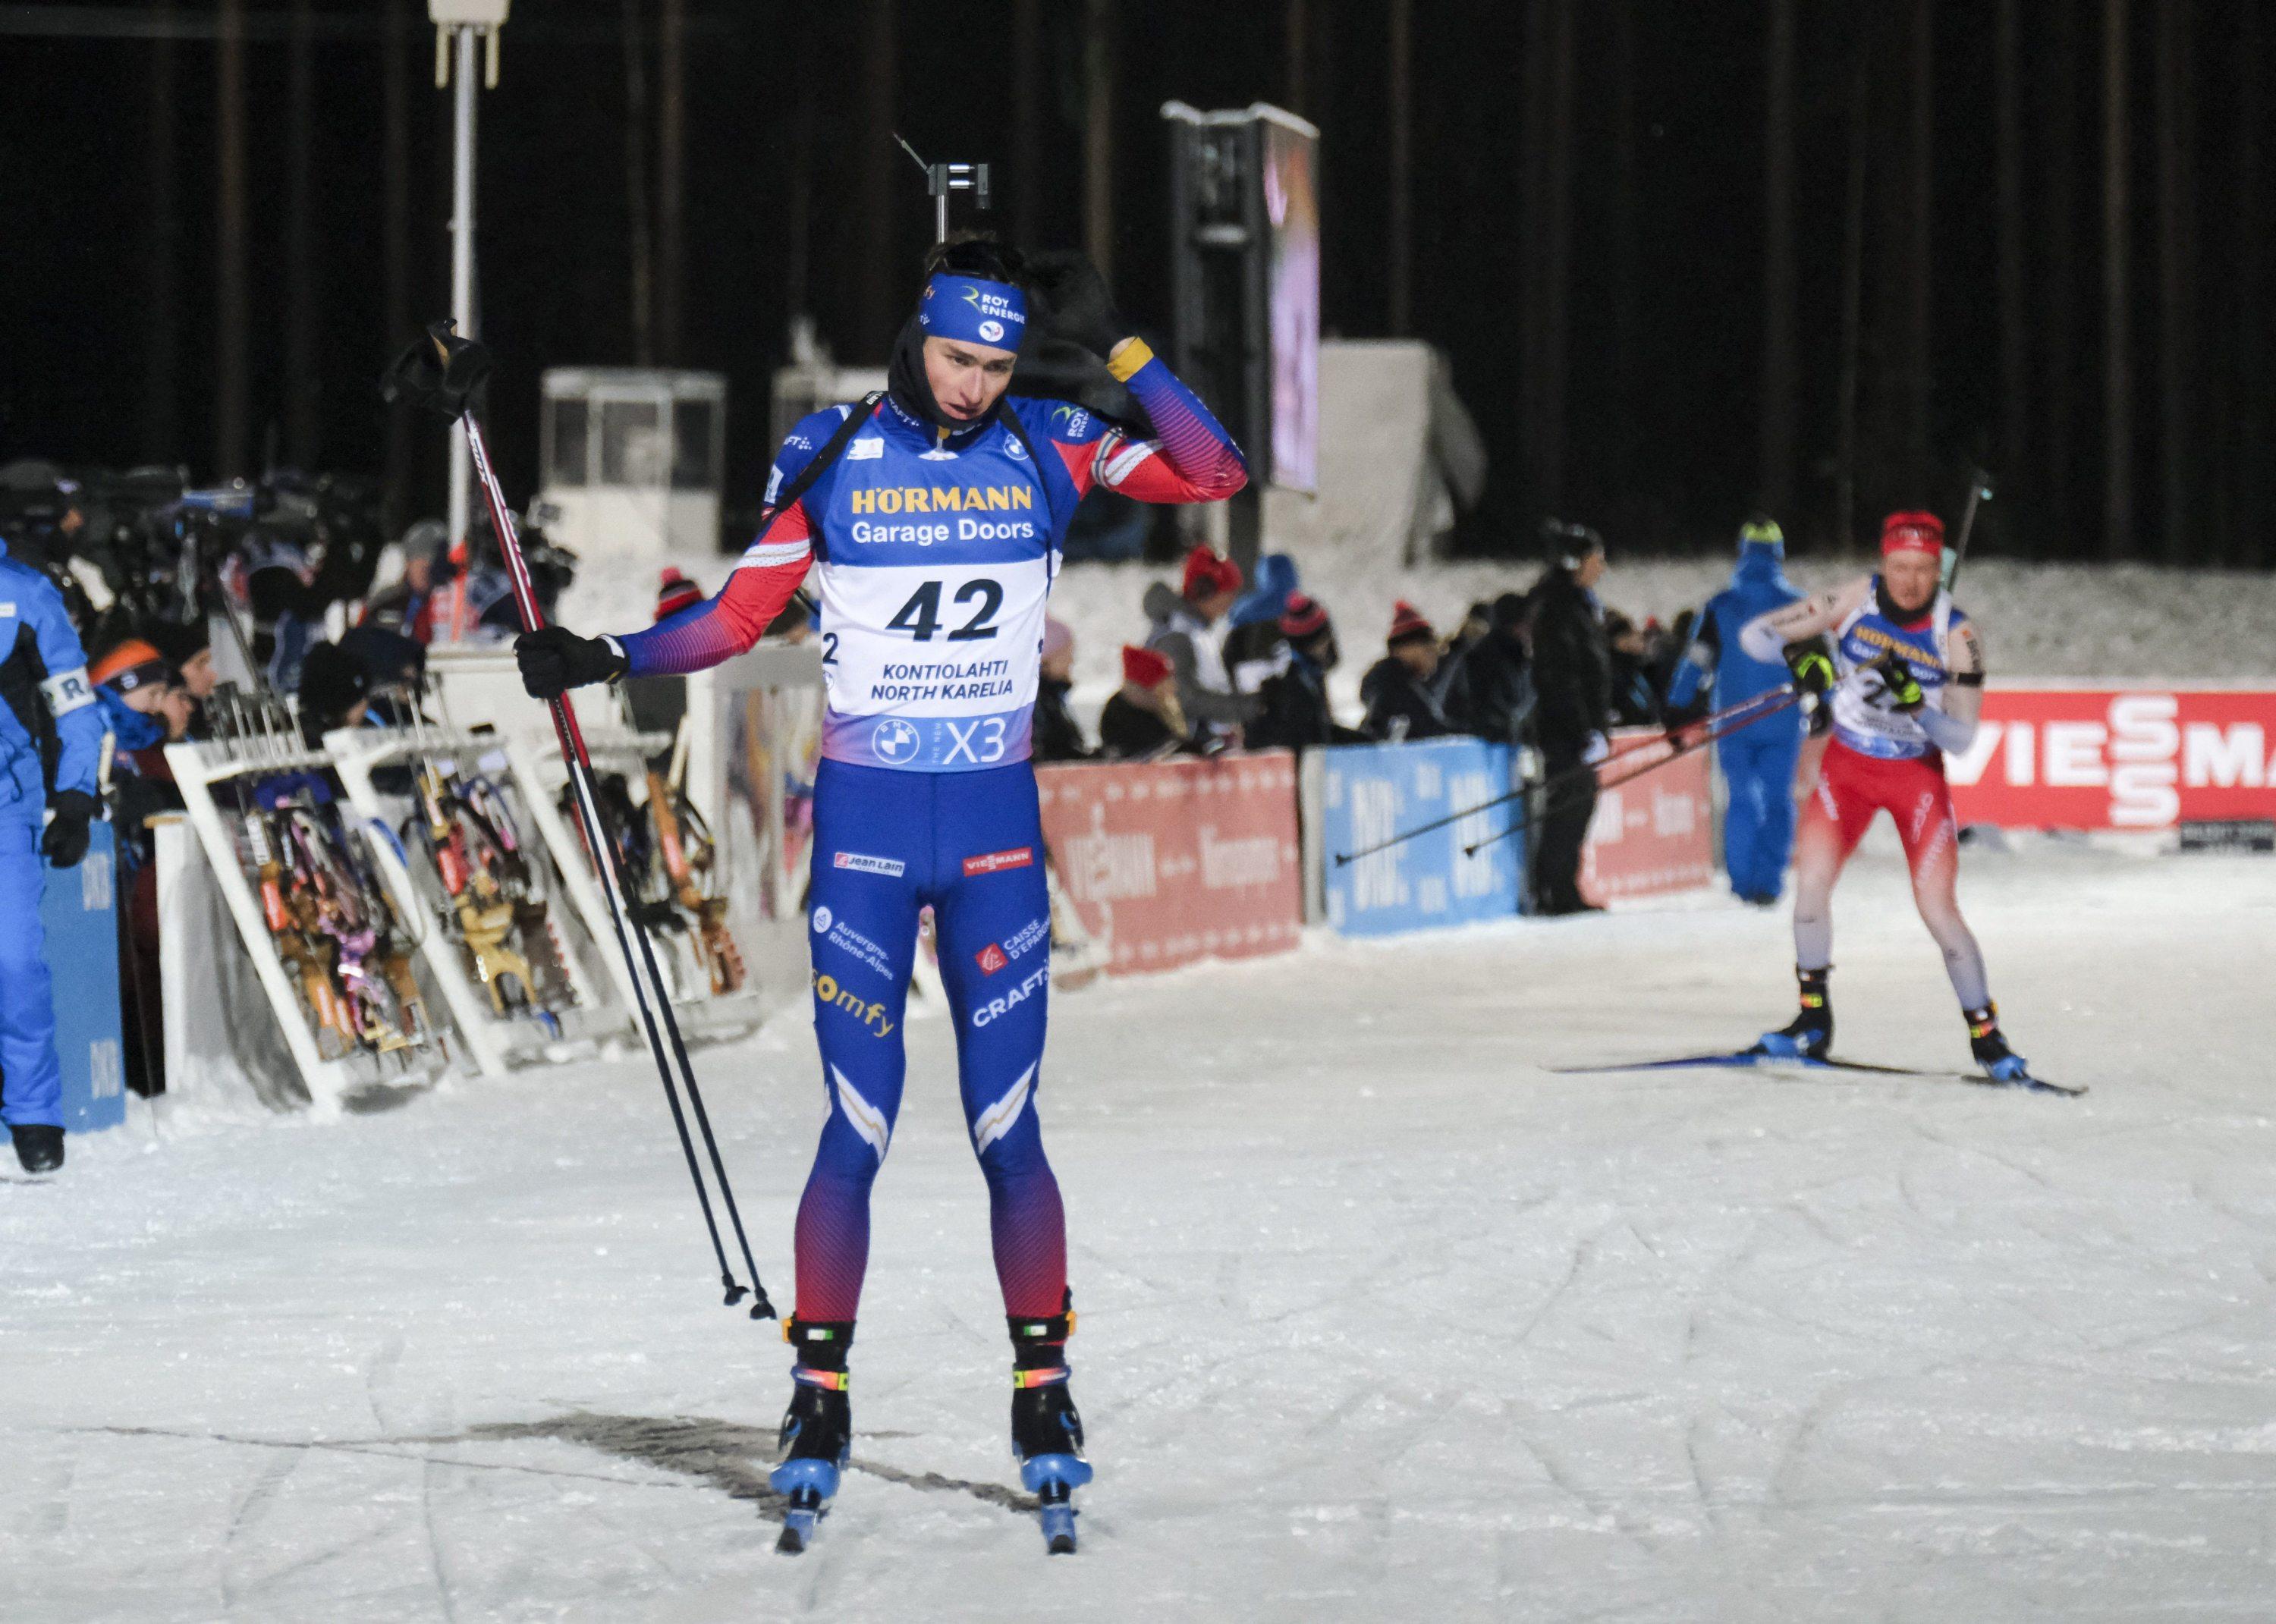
[0,539,106,1173]
[1668,517,1806,904]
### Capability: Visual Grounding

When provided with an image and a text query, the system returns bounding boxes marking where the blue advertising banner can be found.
[39,821,126,1134]
[1319,739,1523,936]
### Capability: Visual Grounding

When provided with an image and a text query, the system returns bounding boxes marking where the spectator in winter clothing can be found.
[1361,602,1457,743]
[1032,617,1093,762]
[1528,523,1614,914]
[1099,643,1187,760]
[360,518,452,644]
[1249,594,1369,752]
[1604,611,1663,727]
[1143,544,1255,747]
[90,639,193,745]
[1442,590,1535,747]
[1223,552,1300,696]
[145,618,218,704]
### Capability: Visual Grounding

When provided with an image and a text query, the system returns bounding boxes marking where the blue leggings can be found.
[0,818,61,1126]
[794,759,1064,1321]
[1718,719,1803,902]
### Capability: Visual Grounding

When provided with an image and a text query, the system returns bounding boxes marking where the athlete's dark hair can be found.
[921,232,1027,289]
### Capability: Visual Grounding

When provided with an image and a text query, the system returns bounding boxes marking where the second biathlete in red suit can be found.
[1739,510,2030,1081]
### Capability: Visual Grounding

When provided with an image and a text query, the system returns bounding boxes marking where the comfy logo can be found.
[812,971,894,1038]
[1947,689,2276,830]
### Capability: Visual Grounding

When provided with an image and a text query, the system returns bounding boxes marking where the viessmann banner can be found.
[1945,686,2276,830]
[1036,752,1303,974]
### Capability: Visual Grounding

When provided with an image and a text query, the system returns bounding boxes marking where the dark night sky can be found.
[2,1,2268,564]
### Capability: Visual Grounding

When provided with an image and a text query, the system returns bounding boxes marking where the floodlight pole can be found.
[431,2,508,589]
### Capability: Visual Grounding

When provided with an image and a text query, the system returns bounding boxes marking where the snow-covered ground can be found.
[7,831,2274,1621]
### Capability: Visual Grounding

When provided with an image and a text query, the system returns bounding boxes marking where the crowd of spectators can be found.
[1033,520,1697,774]
[1022,520,1709,914]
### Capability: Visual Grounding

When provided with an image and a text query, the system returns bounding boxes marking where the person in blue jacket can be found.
[0,539,106,1173]
[1668,517,1806,905]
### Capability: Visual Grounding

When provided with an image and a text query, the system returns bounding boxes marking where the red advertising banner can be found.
[1946,686,2276,831]
[1036,751,1304,975]
[1580,727,1716,903]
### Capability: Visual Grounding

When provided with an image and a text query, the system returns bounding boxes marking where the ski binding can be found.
[1020,1454,1093,1554]
[770,1458,840,1553]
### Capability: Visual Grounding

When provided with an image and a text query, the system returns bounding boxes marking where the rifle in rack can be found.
[647,718,743,994]
[401,692,577,1019]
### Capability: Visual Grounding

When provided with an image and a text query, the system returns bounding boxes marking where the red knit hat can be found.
[1386,600,1435,646]
[1121,644,1174,688]
[1180,544,1243,602]
[1880,510,1945,558]
[655,567,704,620]
[1278,592,1329,639]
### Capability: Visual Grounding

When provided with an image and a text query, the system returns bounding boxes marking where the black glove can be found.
[41,789,99,869]
[1784,641,1836,696]
[1026,250,1129,362]
[1868,649,1925,712]
[516,626,627,699]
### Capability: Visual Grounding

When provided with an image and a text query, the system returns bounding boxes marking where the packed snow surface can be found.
[5,834,2274,1621]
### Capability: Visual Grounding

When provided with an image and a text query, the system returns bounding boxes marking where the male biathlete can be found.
[516,240,1246,1547]
[1738,510,2032,1084]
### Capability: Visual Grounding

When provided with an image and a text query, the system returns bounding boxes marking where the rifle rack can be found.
[326,725,611,1075]
[165,733,456,1114]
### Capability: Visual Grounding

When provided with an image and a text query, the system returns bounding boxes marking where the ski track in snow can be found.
[3,834,2274,1620]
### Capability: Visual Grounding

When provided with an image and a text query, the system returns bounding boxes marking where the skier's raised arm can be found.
[1738,577,1870,663]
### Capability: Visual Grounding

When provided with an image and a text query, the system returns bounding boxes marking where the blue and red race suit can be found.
[615,342,1245,1322]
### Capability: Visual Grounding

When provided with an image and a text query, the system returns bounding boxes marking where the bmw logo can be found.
[872,718,921,765]
[812,906,832,934]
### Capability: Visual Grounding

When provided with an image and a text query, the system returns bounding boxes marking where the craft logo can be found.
[834,851,906,877]
[970,963,1049,1028]
[975,943,1010,976]
[962,846,1034,877]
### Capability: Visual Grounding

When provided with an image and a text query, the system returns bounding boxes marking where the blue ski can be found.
[1555,1050,2084,1095]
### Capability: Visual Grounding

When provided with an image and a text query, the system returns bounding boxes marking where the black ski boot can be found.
[1755,966,1833,1060]
[1966,1003,2032,1085]
[1010,1296,1092,1554]
[11,1125,63,1174]
[770,1318,853,1553]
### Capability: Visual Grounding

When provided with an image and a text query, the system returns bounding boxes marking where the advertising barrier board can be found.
[1944,686,2276,831]
[1036,752,1303,974]
[1581,727,1717,903]
[1318,737,1522,935]
[41,821,126,1134]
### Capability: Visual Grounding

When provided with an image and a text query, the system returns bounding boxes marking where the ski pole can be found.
[1942,467,1995,593]
[1331,685,1800,867]
[1463,689,1806,858]
[390,321,776,1321]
